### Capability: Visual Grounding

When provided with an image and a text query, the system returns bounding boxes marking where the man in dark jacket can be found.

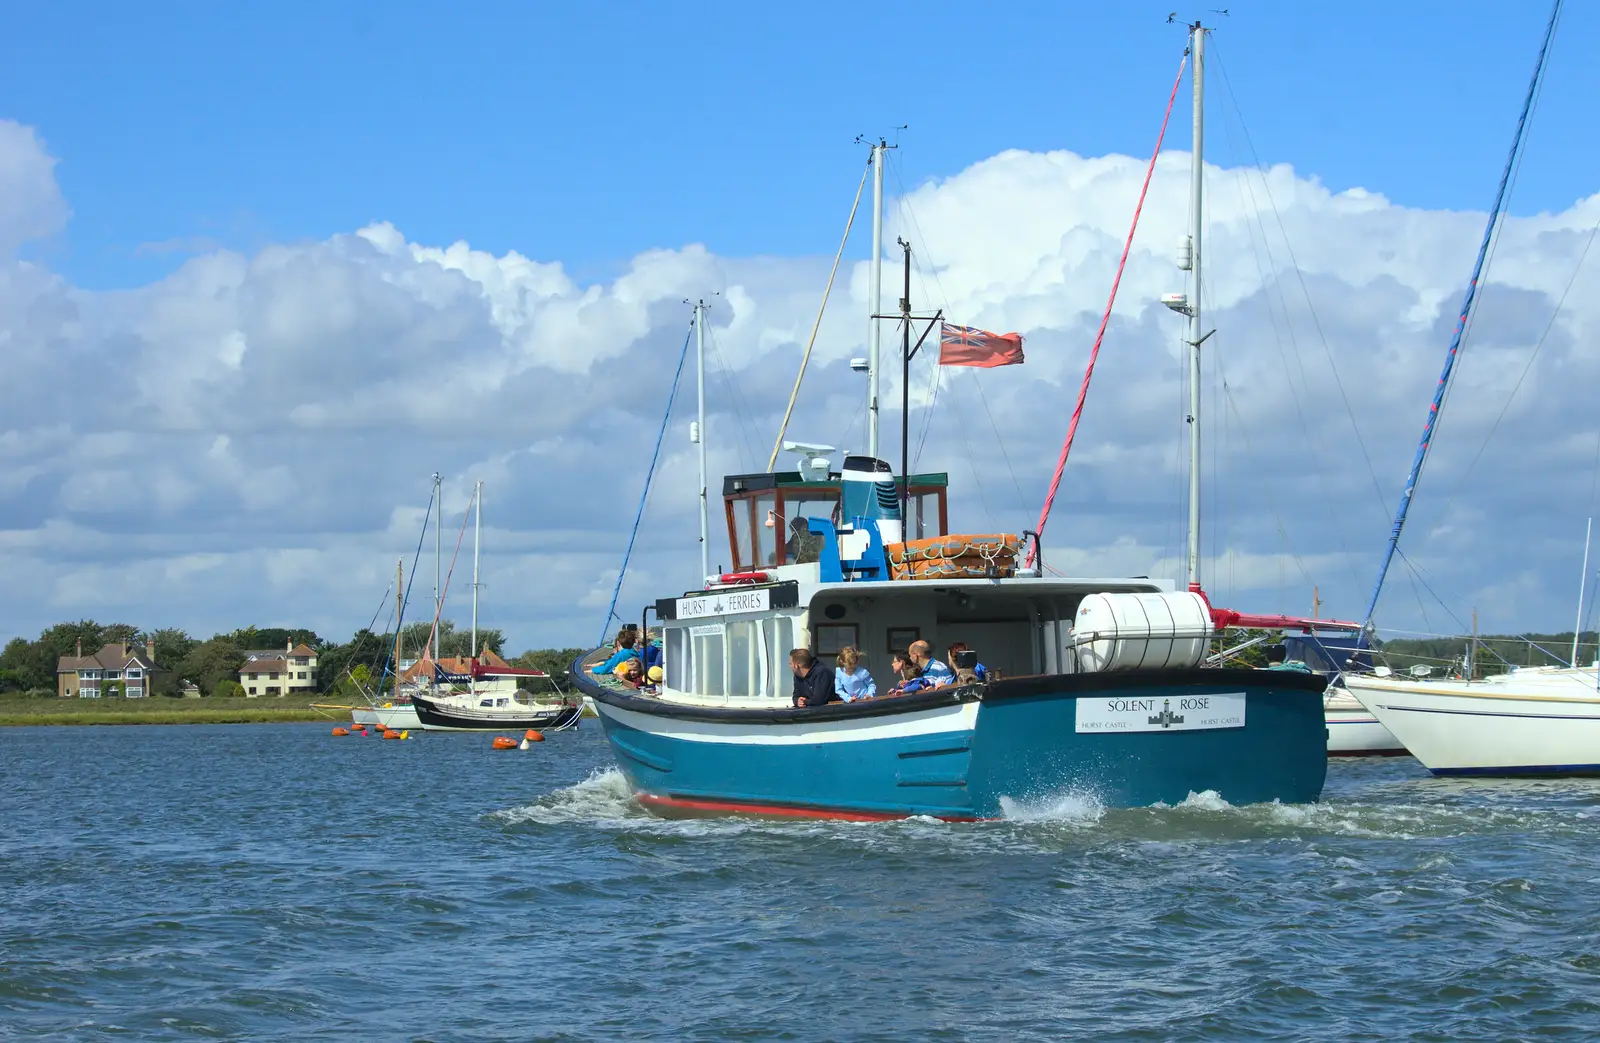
[790,648,838,708]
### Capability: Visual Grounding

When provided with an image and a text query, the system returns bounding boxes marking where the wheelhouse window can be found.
[722,471,950,571]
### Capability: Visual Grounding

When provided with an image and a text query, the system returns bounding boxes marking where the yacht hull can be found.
[410,693,582,732]
[577,667,1329,820]
[352,705,421,731]
[1346,673,1600,775]
[1324,688,1406,756]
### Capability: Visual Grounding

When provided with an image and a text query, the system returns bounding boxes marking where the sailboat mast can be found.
[694,300,710,581]
[1573,517,1592,667]
[393,557,403,695]
[1185,23,1206,591]
[471,480,481,696]
[432,472,441,661]
[867,141,886,459]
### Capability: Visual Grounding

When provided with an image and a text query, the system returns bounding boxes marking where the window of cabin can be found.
[479,698,493,707]
[760,615,796,697]
[691,624,725,696]
[754,495,777,567]
[908,491,945,540]
[779,495,840,565]
[727,619,758,696]
[666,627,688,691]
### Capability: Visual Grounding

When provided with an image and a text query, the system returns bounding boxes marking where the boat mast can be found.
[393,557,403,697]
[432,472,441,662]
[1361,1,1562,626]
[867,140,886,460]
[1185,22,1206,591]
[693,299,710,581]
[1573,517,1592,667]
[471,480,481,697]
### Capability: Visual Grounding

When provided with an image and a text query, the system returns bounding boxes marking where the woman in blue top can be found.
[833,646,877,702]
[590,630,641,676]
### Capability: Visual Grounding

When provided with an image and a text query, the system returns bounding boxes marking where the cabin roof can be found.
[722,470,948,495]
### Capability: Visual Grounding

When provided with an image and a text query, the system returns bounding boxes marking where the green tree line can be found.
[0,619,589,699]
[1374,631,1600,676]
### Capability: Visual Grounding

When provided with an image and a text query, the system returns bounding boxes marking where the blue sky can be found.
[4,1,1593,289]
[0,1,1597,652]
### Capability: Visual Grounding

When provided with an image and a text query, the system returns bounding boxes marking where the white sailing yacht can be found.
[1344,1,1591,775]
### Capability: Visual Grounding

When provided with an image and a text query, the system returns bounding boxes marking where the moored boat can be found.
[352,703,421,731]
[411,685,581,732]
[1345,667,1600,775]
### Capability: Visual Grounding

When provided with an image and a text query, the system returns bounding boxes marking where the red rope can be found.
[1028,52,1189,567]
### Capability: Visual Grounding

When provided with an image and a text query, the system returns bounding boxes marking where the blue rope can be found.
[377,487,437,692]
[1364,0,1563,626]
[598,320,696,645]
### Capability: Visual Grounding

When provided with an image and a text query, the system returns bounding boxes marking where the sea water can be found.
[2,722,1598,1040]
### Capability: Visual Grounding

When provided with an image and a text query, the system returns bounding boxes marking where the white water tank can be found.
[1071,591,1214,673]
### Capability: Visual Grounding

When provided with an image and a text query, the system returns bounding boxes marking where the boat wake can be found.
[493,769,651,828]
[998,790,1107,825]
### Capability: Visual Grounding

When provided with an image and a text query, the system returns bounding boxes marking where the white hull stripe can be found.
[595,700,980,745]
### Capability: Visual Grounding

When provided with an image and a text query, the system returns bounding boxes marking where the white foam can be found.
[998,789,1107,825]
[1175,790,1234,812]
[493,768,645,827]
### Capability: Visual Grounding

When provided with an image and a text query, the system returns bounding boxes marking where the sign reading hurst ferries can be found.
[659,581,799,621]
[1075,692,1246,733]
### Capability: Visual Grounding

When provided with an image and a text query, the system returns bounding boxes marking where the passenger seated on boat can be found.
[909,640,957,689]
[613,658,646,690]
[888,661,932,696]
[591,630,641,675]
[1263,645,1312,672]
[834,646,877,702]
[646,665,664,691]
[641,629,664,671]
[785,516,826,565]
[947,642,988,684]
[790,648,839,708]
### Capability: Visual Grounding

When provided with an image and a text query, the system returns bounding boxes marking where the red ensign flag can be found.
[938,323,1025,368]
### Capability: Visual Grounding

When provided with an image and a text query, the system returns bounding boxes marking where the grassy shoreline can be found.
[0,695,343,727]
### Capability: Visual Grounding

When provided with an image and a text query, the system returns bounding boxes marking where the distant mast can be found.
[393,557,404,696]
[432,472,441,662]
[471,480,482,697]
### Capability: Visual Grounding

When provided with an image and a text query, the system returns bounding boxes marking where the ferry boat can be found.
[572,458,1329,820]
[572,24,1331,819]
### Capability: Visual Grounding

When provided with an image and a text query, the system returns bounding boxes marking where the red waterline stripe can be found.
[634,792,986,823]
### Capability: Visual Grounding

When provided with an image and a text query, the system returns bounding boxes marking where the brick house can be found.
[238,640,318,697]
[57,638,162,698]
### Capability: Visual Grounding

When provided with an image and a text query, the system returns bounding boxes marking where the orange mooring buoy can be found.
[523,729,545,743]
[332,727,350,736]
[382,729,402,740]
[492,736,519,750]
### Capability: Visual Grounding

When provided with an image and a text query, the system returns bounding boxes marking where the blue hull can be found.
[576,668,1329,819]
